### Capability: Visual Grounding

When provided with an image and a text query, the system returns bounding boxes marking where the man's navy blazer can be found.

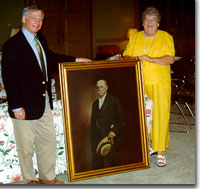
[1,29,76,120]
[90,94,124,153]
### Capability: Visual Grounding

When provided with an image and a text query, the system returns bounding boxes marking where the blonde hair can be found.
[142,6,161,23]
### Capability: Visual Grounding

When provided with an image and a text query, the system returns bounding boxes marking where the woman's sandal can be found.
[157,155,167,167]
[149,146,157,156]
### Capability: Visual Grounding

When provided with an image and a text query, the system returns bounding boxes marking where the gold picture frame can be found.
[59,60,150,182]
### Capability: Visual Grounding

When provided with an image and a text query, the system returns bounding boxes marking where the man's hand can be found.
[14,108,26,120]
[76,58,92,63]
[108,131,115,145]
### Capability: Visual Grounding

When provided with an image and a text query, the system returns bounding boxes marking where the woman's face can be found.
[143,15,159,37]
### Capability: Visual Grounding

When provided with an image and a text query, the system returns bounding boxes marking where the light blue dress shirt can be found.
[22,27,48,81]
[13,28,78,112]
[13,28,48,112]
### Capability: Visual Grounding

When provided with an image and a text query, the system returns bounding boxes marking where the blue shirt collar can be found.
[22,27,36,43]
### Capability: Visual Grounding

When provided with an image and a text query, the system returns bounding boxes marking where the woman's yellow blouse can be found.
[123,30,175,84]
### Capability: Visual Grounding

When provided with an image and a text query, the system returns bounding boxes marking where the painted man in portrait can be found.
[90,79,124,170]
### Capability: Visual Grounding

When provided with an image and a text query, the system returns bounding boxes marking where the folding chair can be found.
[171,57,195,133]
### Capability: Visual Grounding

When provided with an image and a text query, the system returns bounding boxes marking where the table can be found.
[0,100,67,184]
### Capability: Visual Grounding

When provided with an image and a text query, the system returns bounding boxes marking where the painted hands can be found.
[108,131,115,145]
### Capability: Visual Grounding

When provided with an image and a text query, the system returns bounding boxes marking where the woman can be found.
[123,6,175,167]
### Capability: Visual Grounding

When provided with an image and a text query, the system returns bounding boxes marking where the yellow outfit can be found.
[123,30,175,151]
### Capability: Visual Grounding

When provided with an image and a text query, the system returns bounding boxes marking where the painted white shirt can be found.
[98,93,107,109]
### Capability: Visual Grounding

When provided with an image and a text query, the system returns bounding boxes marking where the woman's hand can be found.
[138,55,174,65]
[138,55,153,62]
[123,55,131,60]
[123,56,139,61]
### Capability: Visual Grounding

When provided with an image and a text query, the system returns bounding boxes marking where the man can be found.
[90,79,124,170]
[1,5,91,184]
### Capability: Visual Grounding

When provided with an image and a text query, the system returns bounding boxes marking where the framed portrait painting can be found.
[59,60,150,182]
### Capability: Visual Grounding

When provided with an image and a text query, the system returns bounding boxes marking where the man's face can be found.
[96,80,108,98]
[22,9,44,35]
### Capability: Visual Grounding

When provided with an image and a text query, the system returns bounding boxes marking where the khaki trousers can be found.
[12,95,56,184]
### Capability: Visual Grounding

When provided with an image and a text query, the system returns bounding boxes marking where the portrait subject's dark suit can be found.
[1,29,75,120]
[90,94,124,169]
